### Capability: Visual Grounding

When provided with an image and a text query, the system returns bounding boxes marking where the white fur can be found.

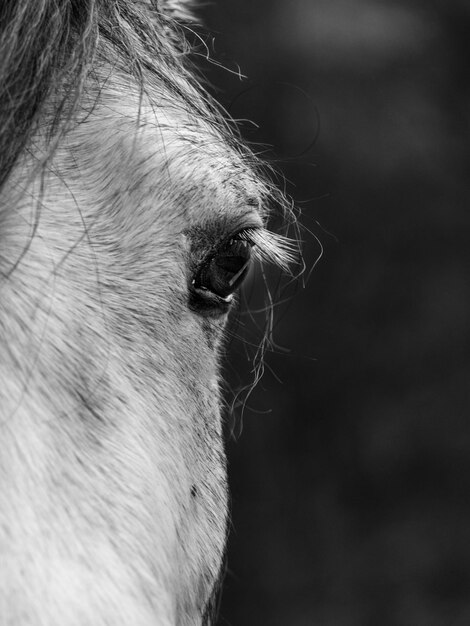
[0,28,291,623]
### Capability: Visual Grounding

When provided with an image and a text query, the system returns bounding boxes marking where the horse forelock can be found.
[0,0,235,191]
[0,0,294,253]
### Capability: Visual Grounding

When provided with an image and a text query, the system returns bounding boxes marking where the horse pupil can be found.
[194,237,252,300]
[210,240,251,296]
[215,255,247,273]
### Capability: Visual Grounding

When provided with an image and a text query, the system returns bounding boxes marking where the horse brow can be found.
[0,0,226,190]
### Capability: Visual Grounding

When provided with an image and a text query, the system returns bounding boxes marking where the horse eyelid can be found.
[237,227,298,272]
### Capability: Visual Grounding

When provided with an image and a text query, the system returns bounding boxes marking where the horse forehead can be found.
[71,84,265,231]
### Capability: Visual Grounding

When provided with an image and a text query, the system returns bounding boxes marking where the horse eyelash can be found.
[237,228,298,273]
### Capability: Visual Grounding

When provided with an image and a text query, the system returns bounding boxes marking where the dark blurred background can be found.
[197,1,470,624]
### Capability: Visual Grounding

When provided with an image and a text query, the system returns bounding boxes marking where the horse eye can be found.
[193,235,253,303]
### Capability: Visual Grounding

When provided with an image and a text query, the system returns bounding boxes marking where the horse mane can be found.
[0,0,217,192]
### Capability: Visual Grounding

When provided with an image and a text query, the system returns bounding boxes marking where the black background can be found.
[198,1,470,624]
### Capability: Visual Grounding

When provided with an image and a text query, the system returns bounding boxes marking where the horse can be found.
[0,1,293,624]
